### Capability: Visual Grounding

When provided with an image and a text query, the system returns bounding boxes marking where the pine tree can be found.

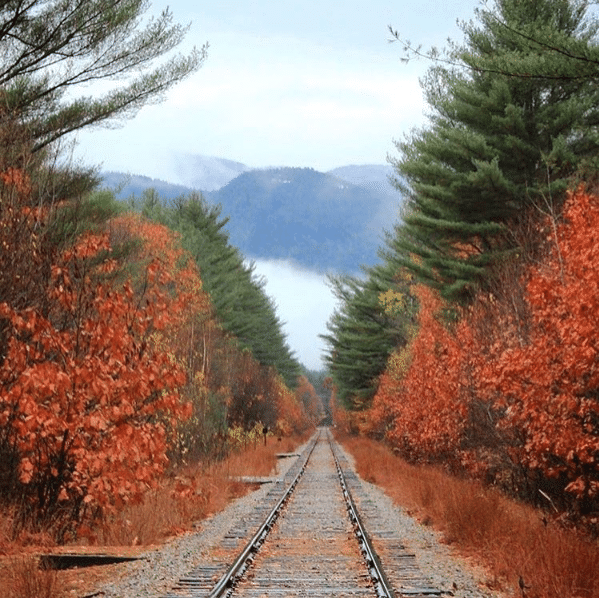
[391,0,599,302]
[142,192,301,388]
[0,0,205,153]
[321,258,416,410]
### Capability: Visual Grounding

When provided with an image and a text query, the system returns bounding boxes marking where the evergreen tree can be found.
[141,192,301,388]
[391,0,599,302]
[321,256,416,410]
[0,0,205,152]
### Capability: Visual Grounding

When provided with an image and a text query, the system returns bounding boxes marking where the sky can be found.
[73,0,482,371]
[75,0,480,176]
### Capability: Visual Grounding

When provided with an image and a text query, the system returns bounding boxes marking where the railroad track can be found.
[163,428,442,598]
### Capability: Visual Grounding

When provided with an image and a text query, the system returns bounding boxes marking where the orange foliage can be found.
[0,167,31,197]
[0,230,189,531]
[277,376,311,435]
[110,214,209,323]
[0,156,309,542]
[112,215,311,444]
[370,286,470,467]
[367,186,599,515]
[106,214,224,464]
[479,187,599,501]
[294,375,325,424]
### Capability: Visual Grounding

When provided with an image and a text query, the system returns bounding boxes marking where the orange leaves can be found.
[63,232,111,263]
[475,188,599,499]
[370,285,471,467]
[0,226,190,522]
[370,186,599,507]
[0,167,31,197]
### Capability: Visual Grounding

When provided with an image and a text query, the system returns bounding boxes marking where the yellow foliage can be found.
[379,289,406,317]
[386,346,413,381]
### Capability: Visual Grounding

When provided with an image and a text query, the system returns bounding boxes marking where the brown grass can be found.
[3,557,64,598]
[94,434,302,546]
[1,433,309,597]
[339,433,599,598]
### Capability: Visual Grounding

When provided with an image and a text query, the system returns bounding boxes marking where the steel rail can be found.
[328,429,397,598]
[206,431,320,598]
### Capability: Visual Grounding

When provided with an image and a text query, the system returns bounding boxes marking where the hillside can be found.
[101,172,195,200]
[102,161,404,273]
[327,164,402,235]
[206,167,396,272]
[171,153,251,191]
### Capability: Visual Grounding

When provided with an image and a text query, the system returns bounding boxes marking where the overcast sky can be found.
[73,0,482,371]
[74,0,480,175]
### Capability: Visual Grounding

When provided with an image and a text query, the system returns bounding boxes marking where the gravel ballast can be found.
[97,435,508,598]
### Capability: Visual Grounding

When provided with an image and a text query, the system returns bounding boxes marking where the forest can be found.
[0,0,324,546]
[1,1,599,590]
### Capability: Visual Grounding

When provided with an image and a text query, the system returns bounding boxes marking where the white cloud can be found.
[74,32,426,175]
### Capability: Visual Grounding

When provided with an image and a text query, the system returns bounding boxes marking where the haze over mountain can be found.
[101,172,194,200]
[170,154,251,191]
[100,156,404,370]
[206,167,388,272]
[102,156,402,274]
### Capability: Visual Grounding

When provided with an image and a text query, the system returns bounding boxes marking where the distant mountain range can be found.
[101,172,194,200]
[101,156,403,273]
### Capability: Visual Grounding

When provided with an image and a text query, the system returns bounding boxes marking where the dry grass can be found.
[3,557,64,598]
[1,433,309,597]
[90,433,306,547]
[339,433,599,598]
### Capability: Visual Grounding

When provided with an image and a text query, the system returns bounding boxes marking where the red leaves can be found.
[478,188,599,499]
[0,167,31,197]
[370,285,471,467]
[370,186,599,505]
[0,229,190,516]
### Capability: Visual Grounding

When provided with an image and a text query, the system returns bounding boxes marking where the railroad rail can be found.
[163,428,442,598]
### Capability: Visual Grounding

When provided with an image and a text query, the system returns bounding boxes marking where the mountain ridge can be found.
[101,157,403,274]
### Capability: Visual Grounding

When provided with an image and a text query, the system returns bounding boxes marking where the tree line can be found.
[0,0,318,541]
[324,0,599,528]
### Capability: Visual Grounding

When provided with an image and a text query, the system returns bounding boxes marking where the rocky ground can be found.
[32,437,510,598]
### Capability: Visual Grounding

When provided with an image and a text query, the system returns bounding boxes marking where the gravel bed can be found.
[335,441,509,598]
[97,435,509,598]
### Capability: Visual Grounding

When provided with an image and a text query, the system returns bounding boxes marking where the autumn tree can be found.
[294,375,326,424]
[477,187,599,511]
[365,181,599,521]
[0,154,212,537]
[391,0,599,302]
[0,225,190,538]
[139,191,301,388]
[0,0,206,152]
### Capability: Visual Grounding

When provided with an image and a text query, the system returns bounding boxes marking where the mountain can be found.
[101,172,195,200]
[101,155,251,197]
[328,164,403,234]
[101,160,404,273]
[327,164,396,197]
[206,167,400,272]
